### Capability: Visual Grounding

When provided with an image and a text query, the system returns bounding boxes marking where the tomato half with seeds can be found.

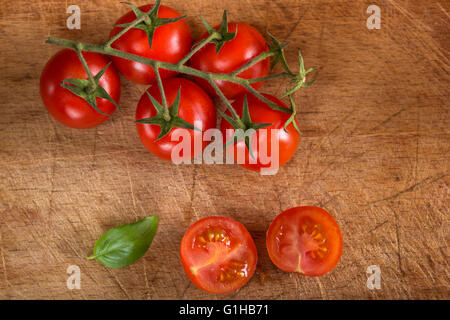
[40,49,121,129]
[109,4,192,84]
[180,216,257,294]
[266,206,343,276]
[189,22,269,99]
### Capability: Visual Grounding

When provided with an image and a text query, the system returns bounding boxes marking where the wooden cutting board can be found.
[0,0,448,299]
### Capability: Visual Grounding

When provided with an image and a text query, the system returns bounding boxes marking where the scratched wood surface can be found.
[0,0,449,300]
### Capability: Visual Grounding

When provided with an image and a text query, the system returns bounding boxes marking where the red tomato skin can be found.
[136,77,216,161]
[189,22,269,99]
[40,49,121,129]
[220,94,300,172]
[180,216,258,294]
[109,4,192,84]
[266,206,343,277]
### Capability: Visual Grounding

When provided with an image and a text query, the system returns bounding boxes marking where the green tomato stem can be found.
[74,45,97,92]
[153,65,171,121]
[177,32,220,66]
[104,14,148,48]
[230,51,274,77]
[205,75,245,129]
[46,37,293,115]
[248,72,292,84]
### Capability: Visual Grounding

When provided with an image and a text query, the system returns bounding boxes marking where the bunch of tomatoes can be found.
[40,2,300,172]
[40,2,343,294]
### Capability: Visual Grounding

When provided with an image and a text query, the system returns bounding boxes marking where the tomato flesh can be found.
[266,206,343,276]
[180,216,257,294]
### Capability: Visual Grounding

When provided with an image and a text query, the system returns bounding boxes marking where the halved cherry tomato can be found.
[109,4,192,84]
[40,49,121,129]
[136,77,216,161]
[220,93,300,172]
[180,216,257,294]
[189,22,269,99]
[266,206,343,276]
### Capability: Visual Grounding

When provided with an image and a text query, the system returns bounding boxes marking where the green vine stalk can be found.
[45,1,316,134]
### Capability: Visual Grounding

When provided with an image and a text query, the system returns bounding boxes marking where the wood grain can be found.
[0,0,449,299]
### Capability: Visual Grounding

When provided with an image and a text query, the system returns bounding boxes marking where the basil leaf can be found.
[87,216,158,268]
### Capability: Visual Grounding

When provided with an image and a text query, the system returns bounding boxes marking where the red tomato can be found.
[189,22,269,99]
[136,77,216,161]
[266,206,343,276]
[40,49,121,129]
[180,216,258,294]
[109,4,192,84]
[220,93,300,172]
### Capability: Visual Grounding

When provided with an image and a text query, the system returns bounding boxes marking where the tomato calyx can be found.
[221,95,272,158]
[136,88,202,141]
[60,58,119,116]
[282,95,302,135]
[113,1,186,50]
[267,31,291,73]
[282,51,317,98]
[198,10,237,54]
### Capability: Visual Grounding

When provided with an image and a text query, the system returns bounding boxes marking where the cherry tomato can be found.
[40,49,121,129]
[180,216,258,294]
[189,22,269,99]
[136,77,216,161]
[109,4,192,84]
[220,93,300,172]
[266,206,343,276]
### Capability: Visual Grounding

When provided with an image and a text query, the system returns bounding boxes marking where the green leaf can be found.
[282,95,303,135]
[220,96,272,159]
[122,2,144,18]
[146,91,164,114]
[93,62,112,82]
[199,15,214,34]
[87,216,159,269]
[267,30,290,72]
[281,51,317,98]
[118,0,186,50]
[94,85,119,109]
[168,88,182,117]
[137,88,201,141]
[155,121,172,141]
[198,11,237,54]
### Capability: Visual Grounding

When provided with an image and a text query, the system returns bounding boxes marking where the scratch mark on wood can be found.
[316,277,327,300]
[393,207,404,275]
[369,108,407,132]
[368,220,389,233]
[107,269,132,299]
[283,6,310,42]
[142,263,151,300]
[368,173,448,205]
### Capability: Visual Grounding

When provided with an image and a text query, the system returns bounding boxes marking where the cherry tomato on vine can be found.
[189,22,270,99]
[180,216,257,294]
[136,77,216,162]
[109,4,192,84]
[220,93,300,172]
[266,206,343,276]
[40,49,121,129]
